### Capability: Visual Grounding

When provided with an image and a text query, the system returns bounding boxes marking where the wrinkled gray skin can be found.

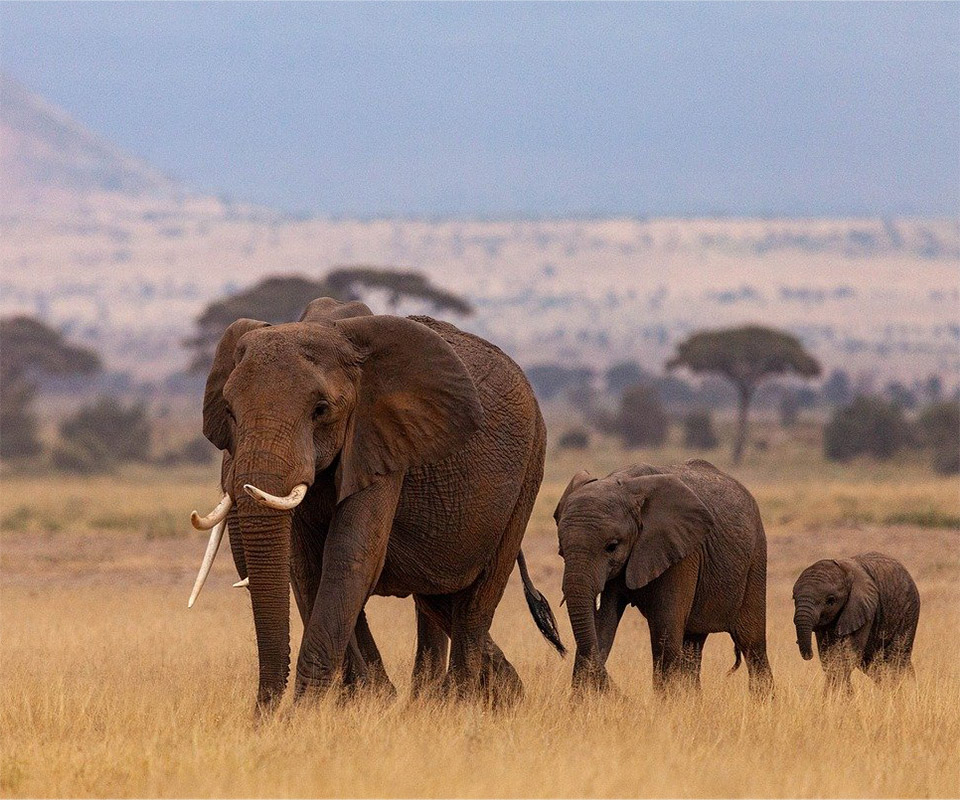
[792,552,920,693]
[204,298,562,713]
[555,460,773,696]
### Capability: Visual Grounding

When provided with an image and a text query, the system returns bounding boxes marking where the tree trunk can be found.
[732,383,755,465]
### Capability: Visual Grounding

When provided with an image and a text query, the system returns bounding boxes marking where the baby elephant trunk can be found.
[793,602,817,661]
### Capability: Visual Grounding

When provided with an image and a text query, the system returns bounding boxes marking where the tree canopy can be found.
[667,325,820,463]
[186,267,472,371]
[0,316,102,458]
[1,315,101,382]
[666,325,821,390]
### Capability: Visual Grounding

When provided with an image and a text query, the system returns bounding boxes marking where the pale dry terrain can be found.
[2,433,959,797]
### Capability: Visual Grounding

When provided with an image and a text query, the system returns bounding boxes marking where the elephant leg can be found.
[290,517,389,696]
[480,637,524,707]
[644,559,698,694]
[680,632,707,691]
[446,451,541,702]
[411,599,449,698]
[352,609,396,698]
[296,475,402,698]
[596,587,628,666]
[731,549,774,698]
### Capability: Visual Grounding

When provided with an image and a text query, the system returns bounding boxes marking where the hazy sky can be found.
[2,2,957,217]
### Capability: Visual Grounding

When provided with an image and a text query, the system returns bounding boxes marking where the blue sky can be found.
[2,2,957,217]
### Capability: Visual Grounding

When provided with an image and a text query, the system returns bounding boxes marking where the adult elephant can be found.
[187,298,563,711]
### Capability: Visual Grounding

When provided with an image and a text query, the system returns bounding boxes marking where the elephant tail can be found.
[517,550,566,657]
[728,644,742,675]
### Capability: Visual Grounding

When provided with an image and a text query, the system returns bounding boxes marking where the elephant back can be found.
[665,460,765,629]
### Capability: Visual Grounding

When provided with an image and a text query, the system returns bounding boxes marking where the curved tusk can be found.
[243,482,308,510]
[187,519,226,608]
[190,493,232,531]
[595,593,602,611]
[233,577,249,589]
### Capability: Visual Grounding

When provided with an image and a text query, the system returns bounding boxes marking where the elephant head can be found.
[188,299,482,708]
[792,559,878,660]
[553,468,713,688]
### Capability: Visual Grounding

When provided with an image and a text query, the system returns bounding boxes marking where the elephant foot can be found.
[572,661,611,695]
[479,661,524,710]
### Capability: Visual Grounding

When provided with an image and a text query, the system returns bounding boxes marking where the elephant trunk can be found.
[793,601,817,661]
[233,437,303,711]
[562,562,606,690]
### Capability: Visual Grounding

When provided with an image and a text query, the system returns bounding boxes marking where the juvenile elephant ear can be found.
[299,297,374,322]
[202,318,269,450]
[835,560,879,636]
[620,474,714,590]
[553,470,595,523]
[334,315,483,501]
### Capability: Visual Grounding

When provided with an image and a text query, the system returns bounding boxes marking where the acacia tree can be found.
[0,316,101,457]
[186,266,472,371]
[667,326,820,463]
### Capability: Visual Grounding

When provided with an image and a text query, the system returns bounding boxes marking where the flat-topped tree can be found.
[186,267,472,372]
[667,325,820,464]
[0,316,101,458]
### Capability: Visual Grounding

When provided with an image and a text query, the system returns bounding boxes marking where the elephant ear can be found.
[299,296,374,322]
[334,315,483,501]
[553,470,595,523]
[835,560,879,636]
[620,474,714,590]
[202,318,270,450]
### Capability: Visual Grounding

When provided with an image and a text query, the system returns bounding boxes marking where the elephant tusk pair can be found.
[187,484,306,608]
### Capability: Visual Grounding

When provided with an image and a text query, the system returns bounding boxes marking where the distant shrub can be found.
[779,391,801,427]
[917,401,960,475]
[683,411,718,450]
[557,429,590,450]
[51,432,116,474]
[59,397,152,464]
[615,385,668,448]
[0,378,41,458]
[823,396,912,461]
[158,435,216,466]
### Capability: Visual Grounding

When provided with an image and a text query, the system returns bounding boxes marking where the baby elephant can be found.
[554,459,772,696]
[792,552,920,691]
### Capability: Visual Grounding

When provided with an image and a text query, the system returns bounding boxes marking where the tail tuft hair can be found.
[517,551,566,657]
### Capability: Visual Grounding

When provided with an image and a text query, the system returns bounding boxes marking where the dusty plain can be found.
[2,422,958,797]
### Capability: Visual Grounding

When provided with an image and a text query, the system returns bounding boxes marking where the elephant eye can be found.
[826,595,836,604]
[312,400,330,420]
[604,540,619,553]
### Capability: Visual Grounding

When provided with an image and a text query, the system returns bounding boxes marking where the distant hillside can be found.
[1,78,957,385]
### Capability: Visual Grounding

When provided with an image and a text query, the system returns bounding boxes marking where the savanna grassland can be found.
[2,422,958,797]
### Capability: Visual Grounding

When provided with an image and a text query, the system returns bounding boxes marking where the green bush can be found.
[615,385,669,448]
[557,429,590,450]
[157,435,216,466]
[683,411,718,450]
[823,396,912,462]
[51,432,116,474]
[917,401,960,475]
[59,397,151,464]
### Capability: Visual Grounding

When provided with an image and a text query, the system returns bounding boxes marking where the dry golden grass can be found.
[2,437,959,797]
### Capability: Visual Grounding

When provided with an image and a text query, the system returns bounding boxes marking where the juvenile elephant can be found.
[792,552,920,692]
[554,460,773,696]
[187,298,564,711]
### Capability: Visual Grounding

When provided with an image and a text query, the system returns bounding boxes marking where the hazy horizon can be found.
[2,2,957,219]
